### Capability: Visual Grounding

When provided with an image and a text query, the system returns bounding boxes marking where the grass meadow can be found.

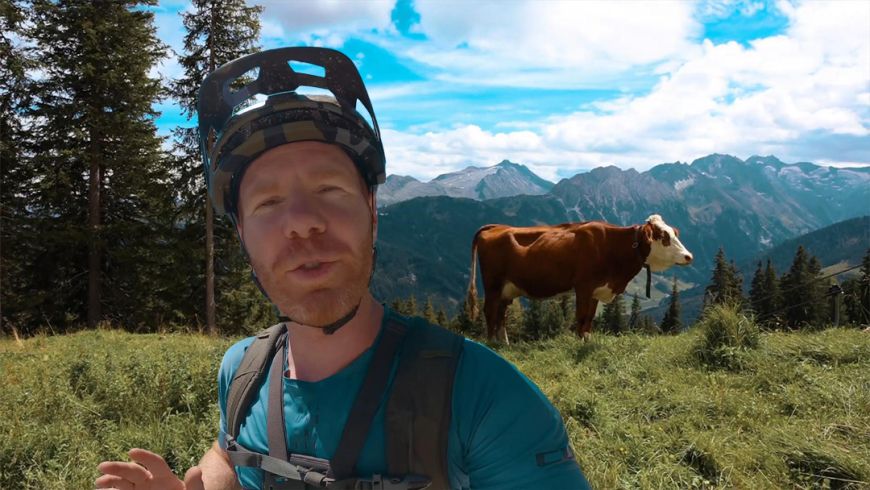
[1,320,868,489]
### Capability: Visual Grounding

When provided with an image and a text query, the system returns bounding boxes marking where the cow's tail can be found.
[467,225,494,321]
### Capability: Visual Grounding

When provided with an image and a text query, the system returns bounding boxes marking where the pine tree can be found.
[749,261,765,314]
[660,276,682,334]
[601,294,626,335]
[436,307,448,328]
[390,298,402,313]
[780,245,825,328]
[842,249,870,326]
[0,0,37,331]
[24,0,172,330]
[523,298,558,340]
[807,256,827,325]
[637,314,659,335]
[407,295,418,317]
[423,295,437,324]
[451,295,482,338]
[704,247,742,312]
[730,260,744,307]
[858,248,870,324]
[760,259,782,326]
[628,293,641,332]
[169,0,261,334]
[523,299,545,340]
[540,298,565,340]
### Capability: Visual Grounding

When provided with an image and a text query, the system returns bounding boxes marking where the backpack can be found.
[223,313,464,490]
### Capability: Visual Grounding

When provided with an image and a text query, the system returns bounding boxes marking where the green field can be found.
[1,325,868,489]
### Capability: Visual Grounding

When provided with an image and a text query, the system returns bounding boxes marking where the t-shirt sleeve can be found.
[217,337,257,450]
[451,341,591,490]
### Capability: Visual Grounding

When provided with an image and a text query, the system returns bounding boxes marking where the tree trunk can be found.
[88,140,102,328]
[206,195,216,335]
[205,10,217,335]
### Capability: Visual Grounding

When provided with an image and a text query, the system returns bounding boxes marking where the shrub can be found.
[694,304,760,370]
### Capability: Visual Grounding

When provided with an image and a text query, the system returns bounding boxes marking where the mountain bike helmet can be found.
[198,46,386,221]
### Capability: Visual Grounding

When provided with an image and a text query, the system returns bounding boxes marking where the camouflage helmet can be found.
[197,47,386,218]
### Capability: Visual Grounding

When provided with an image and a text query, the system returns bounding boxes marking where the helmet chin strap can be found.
[274,244,376,335]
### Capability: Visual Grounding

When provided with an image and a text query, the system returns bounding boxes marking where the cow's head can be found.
[642,214,693,272]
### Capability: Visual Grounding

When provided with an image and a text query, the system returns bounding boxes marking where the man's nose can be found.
[281,195,327,239]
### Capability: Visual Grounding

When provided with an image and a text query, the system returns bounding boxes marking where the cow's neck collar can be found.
[632,225,644,254]
[633,225,652,298]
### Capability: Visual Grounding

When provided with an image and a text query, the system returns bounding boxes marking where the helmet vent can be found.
[229,67,260,94]
[288,60,326,79]
[355,99,375,133]
[294,86,334,99]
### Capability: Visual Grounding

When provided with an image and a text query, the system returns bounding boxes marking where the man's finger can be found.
[96,461,152,485]
[94,473,136,490]
[184,466,205,490]
[128,448,174,478]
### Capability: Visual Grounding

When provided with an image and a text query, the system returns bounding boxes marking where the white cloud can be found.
[697,0,765,20]
[382,1,701,89]
[383,126,598,182]
[382,0,869,177]
[258,0,395,46]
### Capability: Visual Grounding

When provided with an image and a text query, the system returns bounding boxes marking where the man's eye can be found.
[256,198,279,209]
[318,185,341,193]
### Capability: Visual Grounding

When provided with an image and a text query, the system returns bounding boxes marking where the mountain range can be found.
[372,154,870,317]
[378,160,554,207]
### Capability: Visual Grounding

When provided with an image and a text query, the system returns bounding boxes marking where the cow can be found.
[466,214,693,343]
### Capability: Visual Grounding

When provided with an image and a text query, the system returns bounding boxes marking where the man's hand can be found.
[95,448,205,490]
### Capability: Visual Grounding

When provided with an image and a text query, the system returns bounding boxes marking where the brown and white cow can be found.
[466,214,693,343]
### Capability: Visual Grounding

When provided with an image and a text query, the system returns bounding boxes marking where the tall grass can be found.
[501,325,870,489]
[2,324,869,489]
[0,330,233,489]
[693,304,760,370]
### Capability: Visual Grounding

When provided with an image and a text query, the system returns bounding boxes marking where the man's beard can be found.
[252,234,374,328]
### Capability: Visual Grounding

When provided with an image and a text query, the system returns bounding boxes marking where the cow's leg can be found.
[583,299,599,341]
[574,290,597,341]
[496,298,511,345]
[483,290,502,341]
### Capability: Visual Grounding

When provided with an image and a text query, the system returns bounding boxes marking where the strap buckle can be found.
[351,474,431,490]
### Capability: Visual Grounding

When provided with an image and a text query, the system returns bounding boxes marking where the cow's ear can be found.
[643,223,654,243]
[672,226,680,237]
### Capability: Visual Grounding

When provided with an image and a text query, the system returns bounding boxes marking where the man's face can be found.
[236,141,376,327]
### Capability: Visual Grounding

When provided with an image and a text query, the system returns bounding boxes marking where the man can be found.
[96,47,590,490]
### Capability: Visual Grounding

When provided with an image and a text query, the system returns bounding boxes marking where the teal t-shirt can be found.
[217,307,591,489]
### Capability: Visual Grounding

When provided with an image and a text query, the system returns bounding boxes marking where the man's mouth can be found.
[289,260,337,280]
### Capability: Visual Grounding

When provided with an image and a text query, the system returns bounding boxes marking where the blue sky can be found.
[150,0,869,182]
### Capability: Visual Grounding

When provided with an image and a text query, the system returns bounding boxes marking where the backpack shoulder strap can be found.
[226,323,286,439]
[386,315,465,490]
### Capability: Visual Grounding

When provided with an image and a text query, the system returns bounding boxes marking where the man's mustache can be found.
[270,236,352,271]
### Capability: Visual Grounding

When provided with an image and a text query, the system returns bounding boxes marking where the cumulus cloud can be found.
[381,0,869,176]
[383,126,594,182]
[258,0,395,47]
[374,1,701,89]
